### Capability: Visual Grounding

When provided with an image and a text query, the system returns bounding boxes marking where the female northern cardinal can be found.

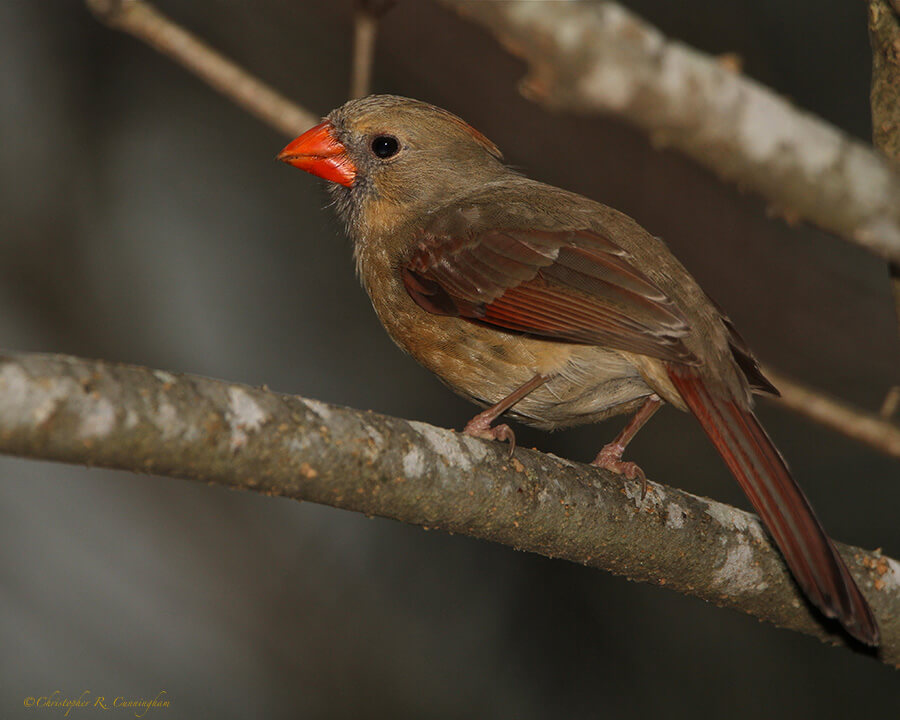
[278,95,878,645]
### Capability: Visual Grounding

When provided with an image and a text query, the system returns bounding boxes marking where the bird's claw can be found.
[592,443,649,500]
[463,420,516,457]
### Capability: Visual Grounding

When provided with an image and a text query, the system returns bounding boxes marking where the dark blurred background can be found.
[1,0,898,717]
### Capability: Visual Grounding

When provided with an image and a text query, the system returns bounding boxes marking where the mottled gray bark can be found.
[437,0,900,264]
[0,353,896,665]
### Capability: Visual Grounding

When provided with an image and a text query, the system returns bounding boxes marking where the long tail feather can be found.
[667,367,879,645]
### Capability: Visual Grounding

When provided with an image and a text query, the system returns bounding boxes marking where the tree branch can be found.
[436,0,900,264]
[0,352,897,664]
[761,366,900,458]
[881,385,900,420]
[868,0,900,387]
[869,0,900,167]
[350,0,394,99]
[85,0,317,137]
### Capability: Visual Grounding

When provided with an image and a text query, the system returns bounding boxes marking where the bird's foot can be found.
[592,442,649,500]
[463,416,516,457]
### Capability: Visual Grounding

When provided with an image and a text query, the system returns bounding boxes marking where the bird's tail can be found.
[667,367,879,646]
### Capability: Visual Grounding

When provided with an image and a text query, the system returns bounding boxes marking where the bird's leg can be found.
[592,394,662,499]
[463,374,548,456]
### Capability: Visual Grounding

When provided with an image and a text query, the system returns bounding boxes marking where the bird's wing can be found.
[402,221,698,364]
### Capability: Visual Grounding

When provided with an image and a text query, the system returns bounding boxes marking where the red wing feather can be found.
[402,225,697,364]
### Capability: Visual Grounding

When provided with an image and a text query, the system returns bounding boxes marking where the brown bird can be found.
[278,95,878,645]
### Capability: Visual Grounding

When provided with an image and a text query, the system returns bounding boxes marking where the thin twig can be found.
[349,0,393,98]
[85,0,318,136]
[881,386,900,420]
[0,352,897,664]
[350,7,376,99]
[436,0,900,265]
[763,366,900,459]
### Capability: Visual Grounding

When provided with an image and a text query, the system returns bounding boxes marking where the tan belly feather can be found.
[374,283,654,430]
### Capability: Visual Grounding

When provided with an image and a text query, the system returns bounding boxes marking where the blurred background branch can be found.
[1,352,897,664]
[350,0,395,99]
[869,0,900,167]
[868,0,900,417]
[86,0,317,136]
[762,366,900,458]
[436,0,900,265]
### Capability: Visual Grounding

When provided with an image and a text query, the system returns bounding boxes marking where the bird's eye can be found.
[371,135,400,159]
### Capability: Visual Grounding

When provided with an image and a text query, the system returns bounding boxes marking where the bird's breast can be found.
[358,246,655,430]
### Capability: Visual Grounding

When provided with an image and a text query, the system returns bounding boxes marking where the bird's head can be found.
[278,95,507,238]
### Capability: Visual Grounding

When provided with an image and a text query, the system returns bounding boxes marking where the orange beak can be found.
[277,121,357,187]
